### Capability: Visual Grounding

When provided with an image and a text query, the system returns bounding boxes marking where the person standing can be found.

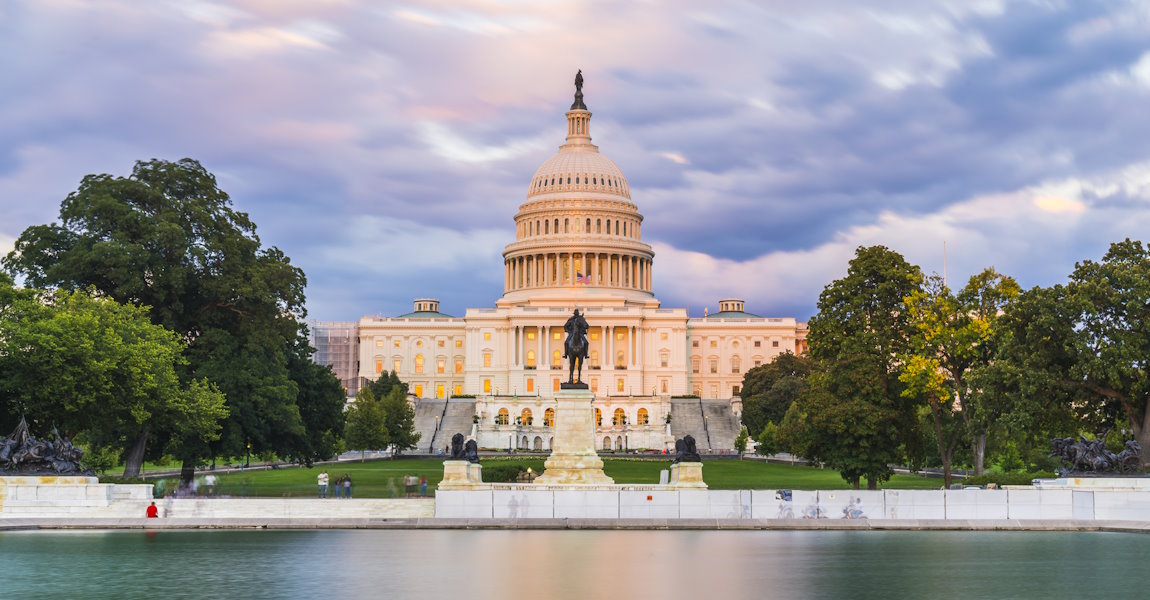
[334,474,343,499]
[204,473,217,497]
[419,475,428,497]
[343,475,352,499]
[317,471,328,498]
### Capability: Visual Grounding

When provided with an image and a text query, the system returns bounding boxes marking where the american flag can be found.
[575,272,590,284]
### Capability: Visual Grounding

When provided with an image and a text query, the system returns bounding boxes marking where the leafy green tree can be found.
[734,425,749,455]
[802,246,924,488]
[901,269,1020,483]
[344,388,388,461]
[0,281,226,476]
[285,327,348,464]
[365,370,409,400]
[739,352,810,435]
[1001,239,1150,464]
[2,159,321,475]
[381,385,421,455]
[756,421,778,457]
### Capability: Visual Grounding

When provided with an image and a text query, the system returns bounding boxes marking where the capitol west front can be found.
[315,79,806,452]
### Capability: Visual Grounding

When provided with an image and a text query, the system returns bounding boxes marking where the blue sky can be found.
[3,0,1150,322]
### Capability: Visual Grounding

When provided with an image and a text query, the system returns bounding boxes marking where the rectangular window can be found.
[754,340,761,348]
[661,379,669,393]
[526,378,534,392]
[456,339,463,348]
[754,360,762,367]
[733,385,740,396]
[414,384,423,397]
[483,353,492,368]
[527,331,535,340]
[616,331,624,340]
[692,340,699,348]
[437,359,445,374]
[710,340,717,348]
[710,360,718,374]
[483,379,491,393]
[660,332,668,341]
[455,384,463,395]
[732,365,739,374]
[436,384,444,398]
[375,359,383,373]
[590,332,599,340]
[553,378,560,392]
[438,340,445,348]
[455,359,463,374]
[375,339,383,347]
[772,340,780,347]
[591,378,598,393]
[393,359,401,372]
[553,331,561,340]
[393,340,401,347]
[617,378,625,393]
[710,384,718,398]
[484,332,492,341]
[660,355,669,368]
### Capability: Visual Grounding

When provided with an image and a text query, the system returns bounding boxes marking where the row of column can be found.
[504,252,652,292]
[511,324,644,371]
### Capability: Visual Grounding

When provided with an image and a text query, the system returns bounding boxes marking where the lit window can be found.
[394,340,400,348]
[616,331,624,340]
[416,340,423,347]
[393,359,401,372]
[375,339,383,347]
[437,359,445,374]
[732,341,739,349]
[521,408,533,425]
[415,354,424,374]
[527,331,536,340]
[553,350,561,367]
[455,359,463,374]
[660,332,668,341]
[590,350,599,368]
[526,378,535,392]
[594,407,602,425]
[710,340,717,348]
[496,408,509,425]
[456,339,463,348]
[591,378,598,393]
[661,380,668,393]
[553,378,560,392]
[526,350,536,368]
[615,351,625,368]
[375,359,383,373]
[617,378,625,393]
[414,384,423,397]
[613,408,625,425]
[553,331,561,340]
[483,352,492,368]
[436,384,444,398]
[438,340,445,348]
[590,331,599,340]
[544,408,554,427]
[710,359,718,374]
[484,379,492,394]
[637,408,649,425]
[455,384,463,395]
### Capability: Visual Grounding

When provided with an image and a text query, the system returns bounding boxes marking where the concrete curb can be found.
[4,517,1150,532]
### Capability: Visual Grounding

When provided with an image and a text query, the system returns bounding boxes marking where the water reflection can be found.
[1,530,1147,600]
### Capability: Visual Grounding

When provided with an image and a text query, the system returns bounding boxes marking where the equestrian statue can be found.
[562,308,589,386]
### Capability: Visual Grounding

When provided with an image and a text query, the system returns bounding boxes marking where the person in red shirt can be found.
[146,502,159,518]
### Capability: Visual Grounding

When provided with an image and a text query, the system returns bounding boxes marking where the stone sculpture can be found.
[562,308,589,386]
[571,69,586,110]
[1051,435,1143,475]
[0,417,91,475]
[449,433,467,460]
[672,435,701,464]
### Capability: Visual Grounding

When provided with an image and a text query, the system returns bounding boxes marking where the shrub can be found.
[962,471,1057,487]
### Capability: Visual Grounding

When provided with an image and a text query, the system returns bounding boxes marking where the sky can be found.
[2,0,1150,323]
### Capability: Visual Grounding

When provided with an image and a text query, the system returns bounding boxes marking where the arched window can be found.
[554,219,559,234]
[603,436,611,450]
[615,220,619,235]
[414,354,424,374]
[564,218,569,233]
[597,219,601,233]
[526,349,536,368]
[594,408,602,426]
[544,408,555,427]
[496,408,509,425]
[545,220,549,234]
[637,408,649,425]
[613,408,626,426]
[586,218,591,233]
[534,436,543,450]
[521,408,533,426]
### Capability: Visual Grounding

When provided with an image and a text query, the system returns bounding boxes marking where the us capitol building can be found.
[312,75,806,453]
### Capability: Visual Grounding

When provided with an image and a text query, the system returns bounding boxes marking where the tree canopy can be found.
[739,352,810,436]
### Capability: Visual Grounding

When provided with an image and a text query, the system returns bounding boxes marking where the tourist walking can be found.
[318,471,329,498]
[204,473,217,497]
[419,475,428,497]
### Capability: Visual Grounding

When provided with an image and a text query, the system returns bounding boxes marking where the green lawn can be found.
[154,457,944,498]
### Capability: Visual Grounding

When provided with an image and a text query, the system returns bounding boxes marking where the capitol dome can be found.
[499,72,655,308]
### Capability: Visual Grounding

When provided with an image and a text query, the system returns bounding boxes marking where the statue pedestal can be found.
[534,389,614,485]
[439,460,482,490]
[669,462,707,489]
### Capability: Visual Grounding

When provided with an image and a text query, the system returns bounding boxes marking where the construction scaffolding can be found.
[309,321,361,398]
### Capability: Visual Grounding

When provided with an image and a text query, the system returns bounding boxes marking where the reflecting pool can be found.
[2,529,1146,599]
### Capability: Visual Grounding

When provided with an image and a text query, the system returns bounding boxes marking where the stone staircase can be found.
[436,399,477,451]
[669,398,741,450]
[412,399,447,453]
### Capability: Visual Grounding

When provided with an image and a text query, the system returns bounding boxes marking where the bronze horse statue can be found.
[563,309,589,385]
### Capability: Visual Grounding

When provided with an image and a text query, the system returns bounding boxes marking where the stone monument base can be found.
[534,388,614,485]
[438,460,484,490]
[0,475,153,517]
[669,462,707,489]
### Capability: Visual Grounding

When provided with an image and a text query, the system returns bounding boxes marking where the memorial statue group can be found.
[0,417,89,475]
[1051,435,1142,475]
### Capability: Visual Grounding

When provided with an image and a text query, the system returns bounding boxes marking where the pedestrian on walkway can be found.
[343,474,352,499]
[335,474,343,498]
[419,475,428,497]
[318,471,328,498]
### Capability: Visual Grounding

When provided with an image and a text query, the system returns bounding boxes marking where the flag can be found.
[576,272,590,284]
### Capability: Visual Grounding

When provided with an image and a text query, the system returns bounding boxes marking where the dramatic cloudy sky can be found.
[3,0,1150,322]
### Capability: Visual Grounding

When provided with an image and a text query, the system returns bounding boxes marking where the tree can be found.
[901,269,1020,483]
[739,352,810,435]
[0,281,227,476]
[734,425,749,455]
[285,327,348,464]
[380,385,421,455]
[756,421,778,457]
[1002,239,1150,465]
[802,246,924,488]
[3,159,316,474]
[364,370,408,400]
[344,388,387,461]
